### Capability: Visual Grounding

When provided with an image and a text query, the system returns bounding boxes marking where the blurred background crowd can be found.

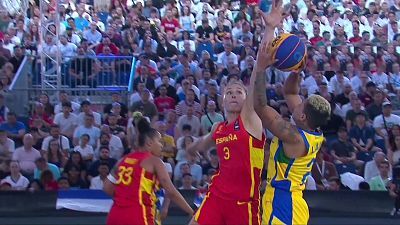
[0,0,399,208]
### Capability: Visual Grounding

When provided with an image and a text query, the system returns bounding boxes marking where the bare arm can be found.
[283,72,303,113]
[103,178,115,196]
[351,138,364,151]
[243,58,264,140]
[154,158,193,215]
[375,127,387,139]
[187,122,219,155]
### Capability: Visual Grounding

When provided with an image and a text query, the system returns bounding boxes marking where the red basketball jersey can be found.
[112,151,158,211]
[210,116,265,201]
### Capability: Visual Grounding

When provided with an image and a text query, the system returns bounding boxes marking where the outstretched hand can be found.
[259,0,285,29]
[254,0,285,72]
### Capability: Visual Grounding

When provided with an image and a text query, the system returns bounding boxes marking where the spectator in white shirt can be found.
[89,162,109,190]
[174,154,203,186]
[73,114,101,148]
[176,106,201,137]
[65,27,81,46]
[41,34,57,57]
[217,42,238,69]
[364,152,392,182]
[329,71,351,95]
[59,35,77,62]
[372,67,389,89]
[1,161,29,190]
[83,23,102,45]
[12,134,41,176]
[373,101,400,140]
[53,101,78,139]
[302,72,329,95]
[179,173,197,190]
[73,134,94,162]
[78,100,102,127]
[54,91,81,115]
[0,129,15,161]
[389,63,400,91]
[41,125,70,156]
[96,125,124,160]
[350,71,371,94]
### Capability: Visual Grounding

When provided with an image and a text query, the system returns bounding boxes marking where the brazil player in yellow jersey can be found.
[251,2,332,224]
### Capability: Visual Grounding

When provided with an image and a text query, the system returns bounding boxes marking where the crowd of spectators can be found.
[1,0,400,212]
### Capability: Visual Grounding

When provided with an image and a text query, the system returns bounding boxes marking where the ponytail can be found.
[136,116,159,147]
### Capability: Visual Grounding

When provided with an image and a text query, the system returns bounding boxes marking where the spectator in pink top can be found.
[12,134,41,177]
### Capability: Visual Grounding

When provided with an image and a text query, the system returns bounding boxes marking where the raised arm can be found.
[252,3,305,158]
[283,71,304,113]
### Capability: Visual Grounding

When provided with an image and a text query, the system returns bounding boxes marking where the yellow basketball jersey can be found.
[266,128,324,192]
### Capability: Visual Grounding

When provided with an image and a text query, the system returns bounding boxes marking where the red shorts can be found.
[194,193,260,225]
[107,204,155,225]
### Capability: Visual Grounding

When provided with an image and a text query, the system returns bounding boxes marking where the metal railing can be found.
[7,55,137,116]
[31,55,135,89]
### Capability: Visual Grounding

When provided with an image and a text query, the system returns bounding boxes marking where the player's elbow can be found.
[103,180,115,196]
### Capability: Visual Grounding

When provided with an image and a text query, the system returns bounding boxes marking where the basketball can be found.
[270,33,307,71]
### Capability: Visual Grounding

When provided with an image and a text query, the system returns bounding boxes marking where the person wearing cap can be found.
[373,101,400,143]
[77,100,102,127]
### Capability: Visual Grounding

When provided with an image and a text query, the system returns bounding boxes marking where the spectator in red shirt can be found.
[310,24,324,46]
[40,169,59,191]
[29,102,53,129]
[349,23,362,45]
[95,36,119,55]
[161,9,180,39]
[154,84,176,120]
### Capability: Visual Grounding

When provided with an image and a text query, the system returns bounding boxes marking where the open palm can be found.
[261,0,285,28]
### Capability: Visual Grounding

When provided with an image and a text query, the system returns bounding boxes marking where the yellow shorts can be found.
[262,188,309,225]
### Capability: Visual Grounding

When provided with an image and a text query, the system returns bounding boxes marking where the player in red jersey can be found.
[187,60,266,224]
[103,117,193,225]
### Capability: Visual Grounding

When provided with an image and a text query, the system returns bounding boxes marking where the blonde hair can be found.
[304,95,331,129]
[224,79,248,94]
